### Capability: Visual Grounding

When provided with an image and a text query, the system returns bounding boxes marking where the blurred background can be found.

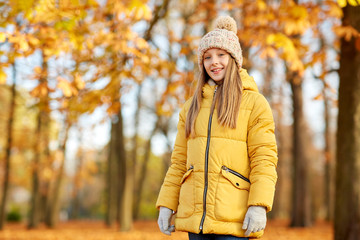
[0,0,359,239]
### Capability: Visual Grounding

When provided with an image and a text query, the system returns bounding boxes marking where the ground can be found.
[0,220,332,240]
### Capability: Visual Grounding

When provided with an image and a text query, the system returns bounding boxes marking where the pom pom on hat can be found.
[198,15,243,70]
[213,16,237,34]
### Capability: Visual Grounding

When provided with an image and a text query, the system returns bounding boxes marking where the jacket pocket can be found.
[177,165,195,218]
[214,166,250,222]
[221,166,250,187]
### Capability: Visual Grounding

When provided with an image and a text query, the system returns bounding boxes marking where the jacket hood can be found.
[202,68,258,98]
[240,68,258,92]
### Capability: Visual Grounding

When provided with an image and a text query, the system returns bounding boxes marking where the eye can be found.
[204,56,211,60]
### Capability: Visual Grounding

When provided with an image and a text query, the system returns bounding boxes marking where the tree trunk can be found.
[316,14,334,221]
[115,105,133,231]
[0,63,17,230]
[45,122,70,227]
[272,104,287,219]
[262,57,274,100]
[289,73,312,227]
[40,114,52,223]
[262,57,280,219]
[322,82,333,221]
[105,122,118,226]
[71,145,84,220]
[28,111,42,229]
[269,83,285,219]
[133,120,159,219]
[131,85,141,219]
[288,0,312,227]
[334,5,360,240]
[28,53,49,229]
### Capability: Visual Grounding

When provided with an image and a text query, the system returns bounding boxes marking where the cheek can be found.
[204,61,211,73]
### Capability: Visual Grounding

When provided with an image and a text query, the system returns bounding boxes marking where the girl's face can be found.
[203,48,230,83]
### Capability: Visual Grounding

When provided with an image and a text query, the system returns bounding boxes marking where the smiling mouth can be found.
[211,68,223,74]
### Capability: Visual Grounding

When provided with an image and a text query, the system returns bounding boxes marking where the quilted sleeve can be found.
[247,94,278,212]
[156,106,188,212]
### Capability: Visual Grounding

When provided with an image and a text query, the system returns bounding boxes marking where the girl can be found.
[156,16,278,240]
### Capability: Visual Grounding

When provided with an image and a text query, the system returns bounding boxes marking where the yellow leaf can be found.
[337,0,347,7]
[57,77,73,97]
[142,4,152,20]
[221,2,235,10]
[62,98,69,108]
[136,38,148,49]
[291,5,308,19]
[180,47,190,55]
[260,47,277,59]
[128,0,143,10]
[328,3,343,18]
[334,26,360,41]
[16,0,34,11]
[74,73,85,90]
[125,30,136,40]
[0,32,6,42]
[19,39,29,51]
[107,102,120,115]
[87,0,98,7]
[266,34,275,45]
[30,83,48,97]
[28,35,40,46]
[129,0,152,20]
[85,39,94,49]
[348,0,360,6]
[313,93,323,101]
[284,22,297,35]
[257,0,267,11]
[0,70,7,84]
[44,47,53,56]
[34,66,42,74]
[289,59,304,74]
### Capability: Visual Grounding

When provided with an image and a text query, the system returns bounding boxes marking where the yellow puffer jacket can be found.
[156,69,278,238]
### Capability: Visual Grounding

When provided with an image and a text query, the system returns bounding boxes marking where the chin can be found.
[213,77,224,82]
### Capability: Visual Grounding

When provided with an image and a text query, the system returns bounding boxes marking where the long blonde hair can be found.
[185,57,243,138]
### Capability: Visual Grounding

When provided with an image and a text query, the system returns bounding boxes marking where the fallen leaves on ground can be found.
[0,220,332,240]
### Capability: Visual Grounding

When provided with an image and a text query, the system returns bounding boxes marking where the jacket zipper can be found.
[222,166,250,183]
[199,86,217,231]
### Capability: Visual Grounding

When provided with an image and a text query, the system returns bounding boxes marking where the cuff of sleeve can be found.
[248,182,275,212]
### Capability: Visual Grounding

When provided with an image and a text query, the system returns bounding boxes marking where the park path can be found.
[0,220,332,240]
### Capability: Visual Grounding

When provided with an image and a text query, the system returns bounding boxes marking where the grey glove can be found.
[157,206,175,235]
[242,206,267,236]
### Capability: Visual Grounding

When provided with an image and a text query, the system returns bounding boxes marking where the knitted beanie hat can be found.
[198,16,243,71]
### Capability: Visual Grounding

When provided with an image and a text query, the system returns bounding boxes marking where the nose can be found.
[210,56,219,65]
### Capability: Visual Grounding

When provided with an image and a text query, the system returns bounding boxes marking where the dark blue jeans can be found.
[188,233,248,240]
